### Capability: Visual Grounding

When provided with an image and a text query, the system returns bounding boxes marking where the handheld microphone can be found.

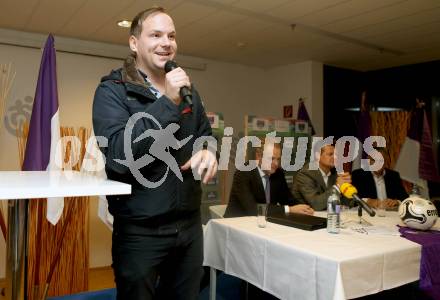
[164,60,193,106]
[339,183,376,217]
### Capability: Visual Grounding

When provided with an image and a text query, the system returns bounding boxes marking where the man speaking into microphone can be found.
[93,7,217,300]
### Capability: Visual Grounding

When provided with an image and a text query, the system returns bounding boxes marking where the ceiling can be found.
[1,0,439,70]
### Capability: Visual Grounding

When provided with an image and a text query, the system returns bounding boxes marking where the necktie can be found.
[264,174,271,204]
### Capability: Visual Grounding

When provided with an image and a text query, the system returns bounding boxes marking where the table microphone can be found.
[164,60,193,106]
[339,183,376,217]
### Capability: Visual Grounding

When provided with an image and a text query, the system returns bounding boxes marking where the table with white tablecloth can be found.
[203,211,423,300]
[0,171,131,300]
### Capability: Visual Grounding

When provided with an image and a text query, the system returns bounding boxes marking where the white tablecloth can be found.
[203,211,422,300]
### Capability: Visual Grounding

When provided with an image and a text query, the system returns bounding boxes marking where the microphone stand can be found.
[356,204,372,226]
[341,198,374,227]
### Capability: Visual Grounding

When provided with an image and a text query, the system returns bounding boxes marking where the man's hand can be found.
[366,199,378,208]
[384,199,399,208]
[181,149,218,184]
[289,204,314,215]
[336,172,351,186]
[164,67,191,105]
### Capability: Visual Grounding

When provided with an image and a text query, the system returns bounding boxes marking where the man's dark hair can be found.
[130,7,167,38]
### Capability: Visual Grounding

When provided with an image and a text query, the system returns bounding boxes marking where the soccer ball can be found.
[398,196,438,230]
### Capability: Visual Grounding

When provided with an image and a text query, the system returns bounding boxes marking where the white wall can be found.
[0,32,323,278]
[264,61,324,136]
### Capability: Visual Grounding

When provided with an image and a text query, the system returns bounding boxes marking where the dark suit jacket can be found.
[351,168,408,200]
[224,168,299,218]
[292,164,338,211]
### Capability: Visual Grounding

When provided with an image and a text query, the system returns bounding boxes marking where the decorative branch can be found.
[0,63,16,240]
[0,62,16,132]
[18,125,90,298]
[42,201,76,300]
[0,208,6,240]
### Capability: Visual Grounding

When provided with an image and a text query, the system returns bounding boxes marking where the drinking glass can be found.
[257,204,267,228]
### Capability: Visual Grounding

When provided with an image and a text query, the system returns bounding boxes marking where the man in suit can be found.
[352,149,408,209]
[292,144,352,211]
[224,143,313,218]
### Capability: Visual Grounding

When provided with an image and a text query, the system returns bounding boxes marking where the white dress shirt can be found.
[257,167,268,190]
[319,167,331,187]
[372,170,387,200]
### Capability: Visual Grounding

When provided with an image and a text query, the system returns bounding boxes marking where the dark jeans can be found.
[111,218,203,300]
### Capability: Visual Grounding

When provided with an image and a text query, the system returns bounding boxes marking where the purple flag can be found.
[297,98,315,135]
[395,104,440,198]
[357,92,371,149]
[352,92,371,170]
[22,35,63,225]
[419,110,440,182]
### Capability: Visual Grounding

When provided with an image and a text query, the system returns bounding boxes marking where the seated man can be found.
[292,144,351,211]
[224,143,313,218]
[352,148,408,209]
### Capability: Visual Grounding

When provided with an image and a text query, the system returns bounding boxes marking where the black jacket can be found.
[93,56,212,224]
[351,168,408,200]
[224,168,298,218]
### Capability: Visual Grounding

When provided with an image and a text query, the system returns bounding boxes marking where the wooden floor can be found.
[0,267,115,299]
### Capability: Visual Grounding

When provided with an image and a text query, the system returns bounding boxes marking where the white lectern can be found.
[0,171,131,300]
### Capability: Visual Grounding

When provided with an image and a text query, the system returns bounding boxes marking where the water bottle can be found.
[410,184,421,197]
[327,186,341,234]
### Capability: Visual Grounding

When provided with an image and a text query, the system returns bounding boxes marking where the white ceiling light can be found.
[236,42,246,49]
[117,20,131,28]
